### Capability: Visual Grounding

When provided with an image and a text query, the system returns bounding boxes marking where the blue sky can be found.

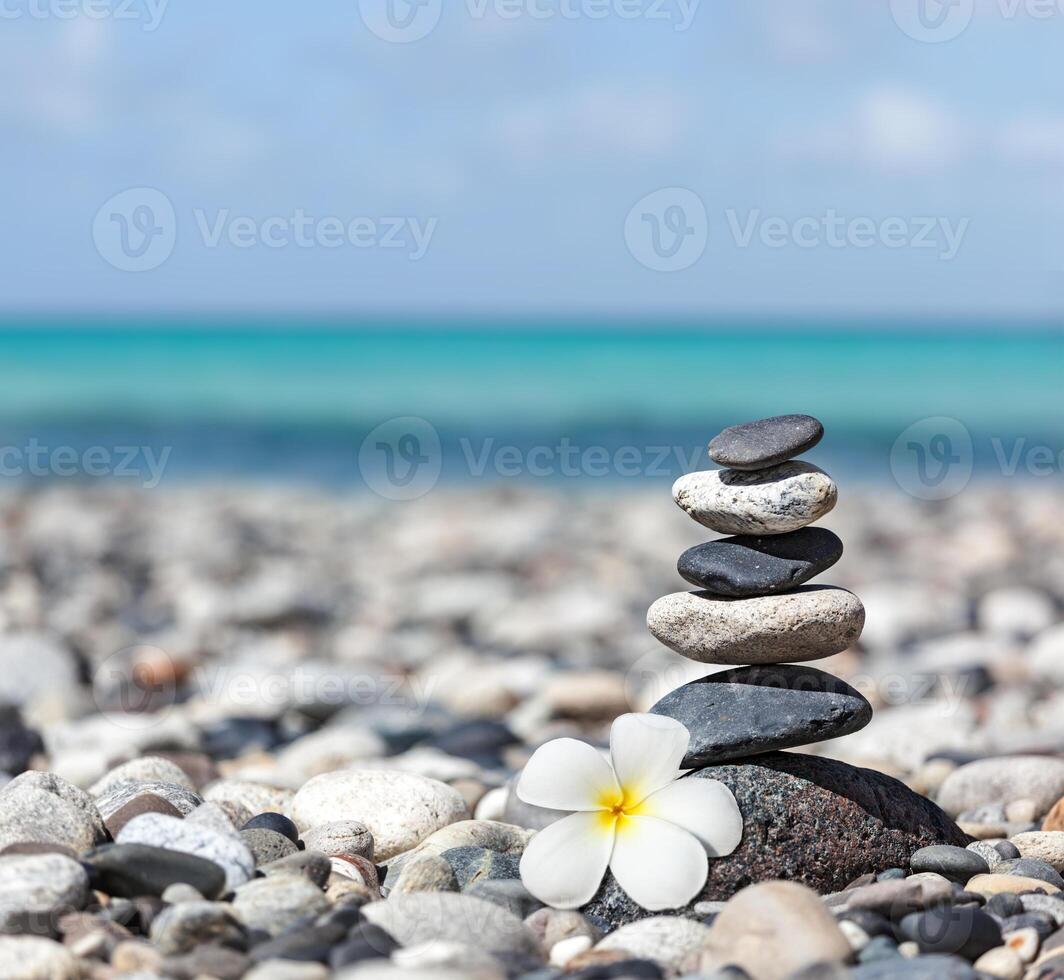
[1,0,1062,316]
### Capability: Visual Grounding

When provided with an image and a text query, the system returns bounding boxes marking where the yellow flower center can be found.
[596,785,646,835]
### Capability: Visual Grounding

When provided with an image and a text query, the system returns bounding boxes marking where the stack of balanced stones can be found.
[647,414,872,766]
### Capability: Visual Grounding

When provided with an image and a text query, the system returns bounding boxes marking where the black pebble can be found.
[709,414,824,470]
[651,664,872,766]
[985,892,1024,918]
[898,905,1002,960]
[242,812,299,843]
[568,960,664,979]
[0,705,44,775]
[677,528,842,598]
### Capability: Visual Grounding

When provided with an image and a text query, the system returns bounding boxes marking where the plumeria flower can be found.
[517,713,743,911]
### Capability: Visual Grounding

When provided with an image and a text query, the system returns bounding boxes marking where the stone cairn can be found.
[647,414,871,773]
[583,419,969,919]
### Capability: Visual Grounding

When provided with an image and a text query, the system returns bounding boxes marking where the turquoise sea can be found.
[0,319,1060,486]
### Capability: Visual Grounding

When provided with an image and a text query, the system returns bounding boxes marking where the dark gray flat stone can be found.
[898,905,1001,960]
[909,845,988,884]
[677,528,843,597]
[650,665,872,765]
[83,843,227,899]
[709,414,824,470]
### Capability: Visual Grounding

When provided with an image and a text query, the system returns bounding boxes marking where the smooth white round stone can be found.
[647,586,865,664]
[672,462,837,535]
[290,770,469,861]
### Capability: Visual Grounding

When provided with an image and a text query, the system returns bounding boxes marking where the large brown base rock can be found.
[583,752,969,928]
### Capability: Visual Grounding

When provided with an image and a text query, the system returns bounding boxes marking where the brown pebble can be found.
[0,841,77,859]
[103,793,183,838]
[967,873,1061,897]
[1043,797,1064,833]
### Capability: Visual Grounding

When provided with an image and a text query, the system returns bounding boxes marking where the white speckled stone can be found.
[1009,832,1064,872]
[647,586,865,664]
[94,780,203,822]
[672,462,837,535]
[596,916,713,972]
[117,812,254,890]
[937,757,1064,819]
[0,854,90,936]
[0,786,100,854]
[0,936,80,979]
[0,771,106,845]
[290,771,469,861]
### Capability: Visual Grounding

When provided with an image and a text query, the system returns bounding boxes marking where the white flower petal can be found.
[609,815,708,911]
[519,811,616,909]
[640,777,744,857]
[517,738,620,811]
[610,713,689,804]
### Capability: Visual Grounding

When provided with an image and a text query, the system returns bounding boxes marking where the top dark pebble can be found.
[709,414,825,471]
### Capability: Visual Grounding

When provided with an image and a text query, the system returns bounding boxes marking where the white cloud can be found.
[493,83,686,167]
[856,87,966,174]
[997,115,1064,167]
[773,85,966,177]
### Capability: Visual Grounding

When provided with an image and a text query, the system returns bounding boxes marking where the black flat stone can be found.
[83,843,227,900]
[709,414,824,470]
[677,528,843,597]
[650,665,871,766]
[909,845,989,884]
[898,905,1001,961]
[242,812,299,843]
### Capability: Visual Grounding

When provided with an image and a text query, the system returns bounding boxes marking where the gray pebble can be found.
[441,846,521,889]
[997,857,1064,889]
[149,900,246,955]
[910,845,989,884]
[709,414,825,470]
[300,820,374,861]
[231,876,330,937]
[240,828,298,866]
[0,785,100,854]
[260,850,333,888]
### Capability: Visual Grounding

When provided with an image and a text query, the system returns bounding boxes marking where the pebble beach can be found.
[4,453,1064,978]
